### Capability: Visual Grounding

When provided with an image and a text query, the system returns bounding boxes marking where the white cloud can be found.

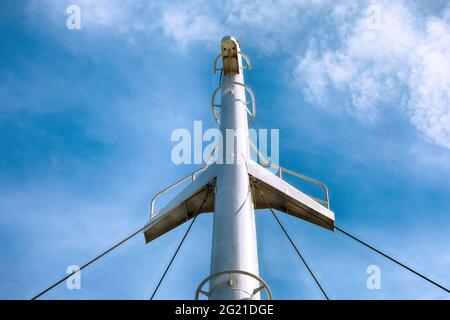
[30,0,222,48]
[29,0,161,36]
[226,0,313,29]
[408,18,450,148]
[161,5,222,47]
[31,0,328,49]
[296,1,450,148]
[31,0,450,149]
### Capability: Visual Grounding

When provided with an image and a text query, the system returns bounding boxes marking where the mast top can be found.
[221,36,241,74]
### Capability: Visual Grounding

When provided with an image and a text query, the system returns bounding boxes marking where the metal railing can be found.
[195,269,272,300]
[149,147,218,221]
[211,81,256,126]
[259,163,330,209]
[249,139,330,209]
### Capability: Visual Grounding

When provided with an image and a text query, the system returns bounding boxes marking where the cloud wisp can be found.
[296,1,450,149]
[32,0,450,150]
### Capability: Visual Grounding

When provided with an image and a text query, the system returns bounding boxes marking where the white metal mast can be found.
[208,36,260,300]
[32,36,450,301]
[143,36,335,300]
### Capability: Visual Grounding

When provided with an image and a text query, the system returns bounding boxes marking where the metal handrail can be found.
[149,166,207,220]
[195,269,272,300]
[213,52,252,73]
[260,163,330,209]
[211,82,256,126]
[248,139,330,209]
[149,147,218,221]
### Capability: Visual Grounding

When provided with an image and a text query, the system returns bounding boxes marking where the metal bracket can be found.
[211,82,256,126]
[149,146,218,221]
[260,164,330,209]
[195,270,272,300]
[214,52,252,74]
[248,139,330,209]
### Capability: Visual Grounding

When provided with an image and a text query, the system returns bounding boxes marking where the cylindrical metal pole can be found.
[209,37,260,300]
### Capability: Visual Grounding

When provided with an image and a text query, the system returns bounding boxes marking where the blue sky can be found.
[1,0,449,300]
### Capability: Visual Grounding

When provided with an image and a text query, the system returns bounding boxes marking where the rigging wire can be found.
[150,187,212,300]
[31,224,147,300]
[259,185,450,295]
[334,225,450,294]
[30,173,450,299]
[256,186,330,300]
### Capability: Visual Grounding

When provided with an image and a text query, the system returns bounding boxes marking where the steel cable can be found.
[256,186,330,300]
[150,187,212,300]
[259,185,450,295]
